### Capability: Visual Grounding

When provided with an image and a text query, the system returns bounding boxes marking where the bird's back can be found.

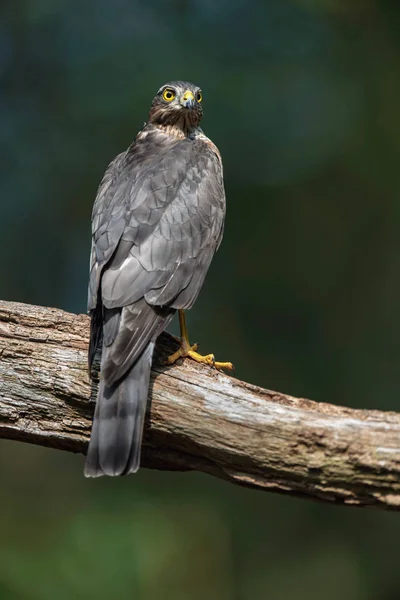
[85,81,226,477]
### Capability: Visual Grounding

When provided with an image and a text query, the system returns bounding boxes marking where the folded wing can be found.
[89,135,226,385]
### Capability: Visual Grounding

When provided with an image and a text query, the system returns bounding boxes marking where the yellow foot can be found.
[167,341,234,372]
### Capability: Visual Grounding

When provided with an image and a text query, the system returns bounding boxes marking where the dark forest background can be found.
[1,1,400,598]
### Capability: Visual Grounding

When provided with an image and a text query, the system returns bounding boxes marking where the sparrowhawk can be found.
[85,81,232,478]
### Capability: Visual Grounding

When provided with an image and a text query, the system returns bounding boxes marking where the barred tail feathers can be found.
[84,342,154,477]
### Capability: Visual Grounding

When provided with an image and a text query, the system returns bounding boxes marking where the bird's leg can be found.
[166,310,234,371]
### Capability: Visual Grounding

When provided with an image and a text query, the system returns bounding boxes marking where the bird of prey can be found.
[84,80,232,478]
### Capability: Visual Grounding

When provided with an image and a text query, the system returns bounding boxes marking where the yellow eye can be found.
[162,88,175,102]
[196,91,203,103]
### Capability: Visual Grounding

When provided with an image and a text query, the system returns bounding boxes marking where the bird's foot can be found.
[166,339,234,372]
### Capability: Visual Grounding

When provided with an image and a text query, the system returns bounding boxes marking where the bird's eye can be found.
[162,88,175,102]
[196,91,203,103]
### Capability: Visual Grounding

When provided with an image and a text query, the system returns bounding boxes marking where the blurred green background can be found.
[1,0,400,598]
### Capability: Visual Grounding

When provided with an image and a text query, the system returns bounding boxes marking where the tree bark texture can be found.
[1,300,400,510]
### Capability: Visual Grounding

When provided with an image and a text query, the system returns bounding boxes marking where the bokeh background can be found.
[1,0,400,598]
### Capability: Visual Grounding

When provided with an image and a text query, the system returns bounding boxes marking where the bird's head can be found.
[148,81,203,134]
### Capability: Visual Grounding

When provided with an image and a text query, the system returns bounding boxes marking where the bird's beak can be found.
[181,90,195,109]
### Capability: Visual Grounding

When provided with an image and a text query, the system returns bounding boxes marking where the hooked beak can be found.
[181,90,195,109]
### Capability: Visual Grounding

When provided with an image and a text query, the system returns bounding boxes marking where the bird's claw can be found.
[213,360,235,372]
[166,342,234,373]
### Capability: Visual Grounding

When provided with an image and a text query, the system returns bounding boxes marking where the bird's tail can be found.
[84,342,154,477]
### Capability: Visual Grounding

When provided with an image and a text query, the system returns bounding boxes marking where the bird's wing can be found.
[89,136,225,383]
[100,137,225,310]
[87,150,129,312]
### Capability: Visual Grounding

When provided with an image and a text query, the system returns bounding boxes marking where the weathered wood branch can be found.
[1,300,400,509]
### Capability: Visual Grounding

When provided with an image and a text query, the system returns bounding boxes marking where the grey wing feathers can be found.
[102,300,174,385]
[97,138,226,315]
[89,137,225,377]
[85,134,225,477]
[87,151,128,313]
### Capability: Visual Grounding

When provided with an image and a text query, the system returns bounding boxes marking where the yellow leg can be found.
[167,310,234,371]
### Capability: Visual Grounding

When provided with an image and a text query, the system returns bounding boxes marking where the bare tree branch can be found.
[1,299,400,509]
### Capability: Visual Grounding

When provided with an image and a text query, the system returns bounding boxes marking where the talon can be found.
[165,348,182,365]
[213,361,234,372]
[165,310,234,373]
[187,350,214,366]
